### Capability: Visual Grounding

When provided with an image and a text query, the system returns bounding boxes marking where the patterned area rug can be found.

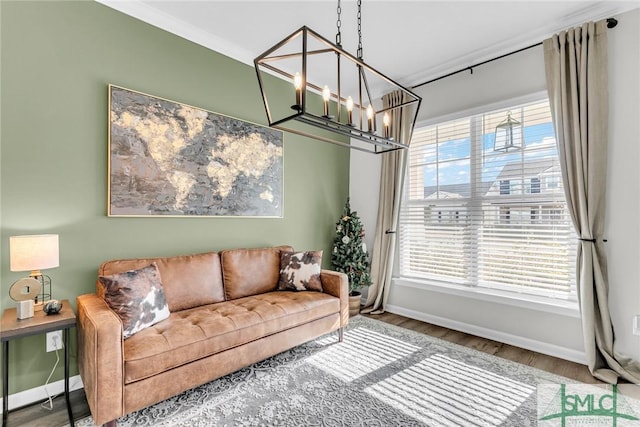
[72,316,577,426]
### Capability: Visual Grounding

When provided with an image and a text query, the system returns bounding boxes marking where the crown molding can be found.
[403,2,640,89]
[95,0,256,67]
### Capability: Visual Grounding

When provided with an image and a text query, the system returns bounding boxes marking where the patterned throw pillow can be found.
[98,263,170,339]
[277,251,323,292]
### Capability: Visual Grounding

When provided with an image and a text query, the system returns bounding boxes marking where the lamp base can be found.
[31,273,52,307]
[16,300,34,319]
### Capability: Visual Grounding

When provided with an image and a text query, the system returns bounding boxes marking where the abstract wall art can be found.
[108,85,283,217]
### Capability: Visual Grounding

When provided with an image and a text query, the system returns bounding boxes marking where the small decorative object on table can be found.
[43,299,62,315]
[331,198,372,316]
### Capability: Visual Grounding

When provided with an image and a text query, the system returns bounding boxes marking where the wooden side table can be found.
[0,299,76,427]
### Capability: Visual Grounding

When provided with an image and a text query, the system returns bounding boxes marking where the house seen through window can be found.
[399,98,576,300]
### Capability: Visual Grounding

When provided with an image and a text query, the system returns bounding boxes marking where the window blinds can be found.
[399,99,576,299]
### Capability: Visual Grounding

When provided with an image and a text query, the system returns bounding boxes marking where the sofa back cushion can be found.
[98,252,224,312]
[220,246,292,300]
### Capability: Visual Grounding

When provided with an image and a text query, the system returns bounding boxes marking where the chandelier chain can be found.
[336,0,342,46]
[357,0,363,59]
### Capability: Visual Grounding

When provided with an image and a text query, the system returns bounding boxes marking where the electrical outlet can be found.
[46,330,63,352]
[633,315,640,336]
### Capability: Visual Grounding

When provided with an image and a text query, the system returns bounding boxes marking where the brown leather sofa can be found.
[76,246,349,426]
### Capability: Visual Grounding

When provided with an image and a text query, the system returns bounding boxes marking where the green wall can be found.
[0,1,349,395]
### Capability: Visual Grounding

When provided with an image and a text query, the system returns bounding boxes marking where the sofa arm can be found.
[320,270,349,329]
[77,293,125,425]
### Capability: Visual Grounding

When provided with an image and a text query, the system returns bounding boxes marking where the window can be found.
[500,180,510,195]
[399,99,576,300]
[530,177,541,194]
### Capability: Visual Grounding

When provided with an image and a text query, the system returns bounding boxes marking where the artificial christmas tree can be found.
[331,198,372,307]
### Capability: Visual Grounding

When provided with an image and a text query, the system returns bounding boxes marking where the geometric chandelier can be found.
[254,1,421,154]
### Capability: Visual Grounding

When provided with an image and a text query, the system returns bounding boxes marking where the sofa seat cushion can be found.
[122,291,339,383]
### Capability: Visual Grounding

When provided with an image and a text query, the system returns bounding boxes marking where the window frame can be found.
[394,91,579,313]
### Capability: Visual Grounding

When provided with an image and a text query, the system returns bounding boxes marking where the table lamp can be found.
[9,234,59,315]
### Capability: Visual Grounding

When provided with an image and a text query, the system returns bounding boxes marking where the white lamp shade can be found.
[10,234,60,272]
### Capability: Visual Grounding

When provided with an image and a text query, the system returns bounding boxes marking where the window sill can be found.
[392,277,581,318]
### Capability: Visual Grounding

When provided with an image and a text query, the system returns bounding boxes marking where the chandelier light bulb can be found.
[367,105,374,132]
[293,72,303,90]
[322,85,331,101]
[346,96,354,112]
[293,72,303,109]
[346,96,354,125]
[383,112,391,138]
[323,85,331,117]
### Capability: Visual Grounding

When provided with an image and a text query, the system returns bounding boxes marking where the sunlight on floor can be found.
[307,327,421,382]
[365,353,536,426]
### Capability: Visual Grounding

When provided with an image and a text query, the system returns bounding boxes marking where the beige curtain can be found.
[544,20,640,383]
[363,91,410,314]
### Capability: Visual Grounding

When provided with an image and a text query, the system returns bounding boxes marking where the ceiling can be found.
[99,1,638,88]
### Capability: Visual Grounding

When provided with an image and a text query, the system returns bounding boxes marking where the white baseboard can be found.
[0,375,83,413]
[385,304,587,365]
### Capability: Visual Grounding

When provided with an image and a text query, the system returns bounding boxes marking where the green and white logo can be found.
[539,384,640,426]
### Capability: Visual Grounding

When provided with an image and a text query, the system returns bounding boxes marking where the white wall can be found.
[350,8,640,364]
[349,141,381,302]
[349,142,381,254]
[414,44,546,123]
[604,8,640,361]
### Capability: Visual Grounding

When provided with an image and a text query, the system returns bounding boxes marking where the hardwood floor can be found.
[367,311,602,385]
[6,312,601,426]
[4,388,90,427]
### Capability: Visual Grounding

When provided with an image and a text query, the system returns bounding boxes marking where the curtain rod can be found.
[411,17,618,90]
